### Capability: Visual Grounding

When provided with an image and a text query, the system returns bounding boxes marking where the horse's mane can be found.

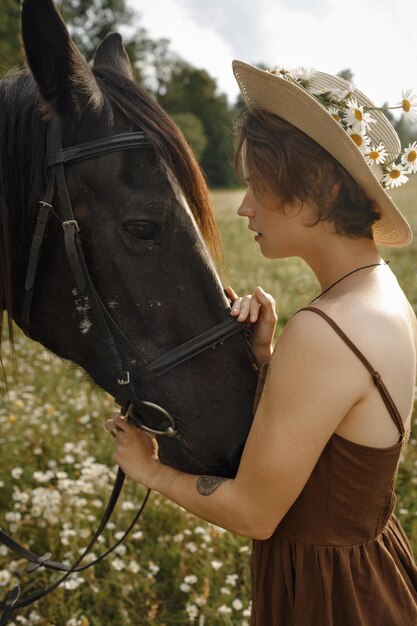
[0,64,224,350]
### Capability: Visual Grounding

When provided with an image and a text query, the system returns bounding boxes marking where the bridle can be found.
[0,115,250,623]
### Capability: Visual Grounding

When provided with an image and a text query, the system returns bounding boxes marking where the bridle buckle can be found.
[62,219,80,232]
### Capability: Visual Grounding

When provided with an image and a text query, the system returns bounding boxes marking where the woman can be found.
[105,61,417,624]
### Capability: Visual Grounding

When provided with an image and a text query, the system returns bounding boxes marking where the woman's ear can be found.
[21,0,103,116]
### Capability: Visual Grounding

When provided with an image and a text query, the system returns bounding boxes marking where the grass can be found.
[0,179,416,625]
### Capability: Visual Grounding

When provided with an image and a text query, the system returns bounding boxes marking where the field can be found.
[0,181,416,625]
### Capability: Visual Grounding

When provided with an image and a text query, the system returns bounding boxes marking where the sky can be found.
[128,0,417,113]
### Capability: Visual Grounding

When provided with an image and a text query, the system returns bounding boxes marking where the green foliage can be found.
[0,0,23,74]
[160,64,236,187]
[171,113,208,161]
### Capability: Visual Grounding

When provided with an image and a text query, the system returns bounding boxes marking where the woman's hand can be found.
[225,285,277,367]
[104,414,163,488]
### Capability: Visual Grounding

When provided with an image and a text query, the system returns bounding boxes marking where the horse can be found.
[0,0,258,479]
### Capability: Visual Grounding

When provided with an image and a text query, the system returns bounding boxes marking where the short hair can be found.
[234,108,381,239]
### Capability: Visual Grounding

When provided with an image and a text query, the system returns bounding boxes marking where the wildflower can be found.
[148,561,160,576]
[128,560,140,574]
[401,142,417,173]
[232,598,244,610]
[217,605,232,615]
[180,583,192,593]
[111,558,125,571]
[220,587,231,595]
[0,569,11,586]
[131,530,144,540]
[185,604,199,622]
[400,89,417,118]
[61,576,84,590]
[184,575,198,584]
[11,467,23,479]
[344,99,374,132]
[347,128,370,153]
[185,542,198,553]
[382,163,409,188]
[328,106,342,123]
[365,143,388,166]
[210,560,223,571]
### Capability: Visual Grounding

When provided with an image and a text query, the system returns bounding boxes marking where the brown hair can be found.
[234,108,380,238]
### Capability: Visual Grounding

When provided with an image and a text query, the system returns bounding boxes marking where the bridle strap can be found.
[47,131,149,166]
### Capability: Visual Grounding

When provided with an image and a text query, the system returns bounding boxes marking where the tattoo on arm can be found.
[196,475,227,496]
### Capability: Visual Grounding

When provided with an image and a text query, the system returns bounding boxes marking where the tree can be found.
[160,63,236,187]
[0,0,23,74]
[171,113,208,161]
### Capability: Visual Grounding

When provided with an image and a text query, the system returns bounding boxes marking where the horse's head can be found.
[0,0,258,477]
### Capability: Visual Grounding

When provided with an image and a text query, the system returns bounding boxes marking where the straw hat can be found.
[233,60,413,247]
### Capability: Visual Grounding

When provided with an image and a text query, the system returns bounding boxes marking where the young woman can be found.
[105,62,417,624]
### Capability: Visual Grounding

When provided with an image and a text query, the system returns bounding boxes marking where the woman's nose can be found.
[237,193,256,218]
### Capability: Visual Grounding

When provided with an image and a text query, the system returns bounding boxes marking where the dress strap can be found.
[296,306,405,440]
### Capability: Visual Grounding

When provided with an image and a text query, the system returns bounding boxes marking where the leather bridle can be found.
[0,116,249,623]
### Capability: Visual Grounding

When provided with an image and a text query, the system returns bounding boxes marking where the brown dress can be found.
[251,307,417,626]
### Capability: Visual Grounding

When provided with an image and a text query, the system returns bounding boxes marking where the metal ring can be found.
[127,402,179,438]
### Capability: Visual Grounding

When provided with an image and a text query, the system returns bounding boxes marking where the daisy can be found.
[343,99,375,132]
[328,106,342,123]
[289,67,315,84]
[347,127,371,153]
[400,89,417,118]
[365,143,388,166]
[401,141,417,173]
[382,163,409,189]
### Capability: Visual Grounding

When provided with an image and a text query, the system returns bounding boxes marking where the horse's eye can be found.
[124,221,158,241]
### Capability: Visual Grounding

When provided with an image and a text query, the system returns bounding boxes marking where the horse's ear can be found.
[21,0,103,115]
[93,33,134,80]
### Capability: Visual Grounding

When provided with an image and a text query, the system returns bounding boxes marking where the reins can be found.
[0,115,248,623]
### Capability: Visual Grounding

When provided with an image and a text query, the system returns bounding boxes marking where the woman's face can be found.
[237,184,312,259]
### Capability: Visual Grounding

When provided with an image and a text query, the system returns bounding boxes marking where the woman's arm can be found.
[106,310,369,539]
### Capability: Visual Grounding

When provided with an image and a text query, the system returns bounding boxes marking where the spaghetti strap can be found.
[296,306,405,441]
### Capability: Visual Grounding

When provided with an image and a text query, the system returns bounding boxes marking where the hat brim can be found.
[233,60,413,247]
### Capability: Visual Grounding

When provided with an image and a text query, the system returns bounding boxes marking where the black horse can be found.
[0,0,257,479]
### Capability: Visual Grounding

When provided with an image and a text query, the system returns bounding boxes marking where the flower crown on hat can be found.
[269,67,417,190]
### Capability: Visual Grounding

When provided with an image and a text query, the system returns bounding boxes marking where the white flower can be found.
[226,574,238,587]
[111,558,125,571]
[347,128,371,153]
[0,569,11,586]
[184,575,198,584]
[343,99,375,132]
[148,561,160,576]
[232,598,244,611]
[128,560,140,574]
[11,467,23,479]
[365,143,388,166]
[288,67,315,83]
[210,560,223,571]
[401,142,417,173]
[220,587,231,595]
[382,163,409,188]
[400,89,417,119]
[328,106,342,123]
[217,605,232,615]
[185,604,199,622]
[180,583,191,593]
[185,542,198,553]
[61,576,84,590]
